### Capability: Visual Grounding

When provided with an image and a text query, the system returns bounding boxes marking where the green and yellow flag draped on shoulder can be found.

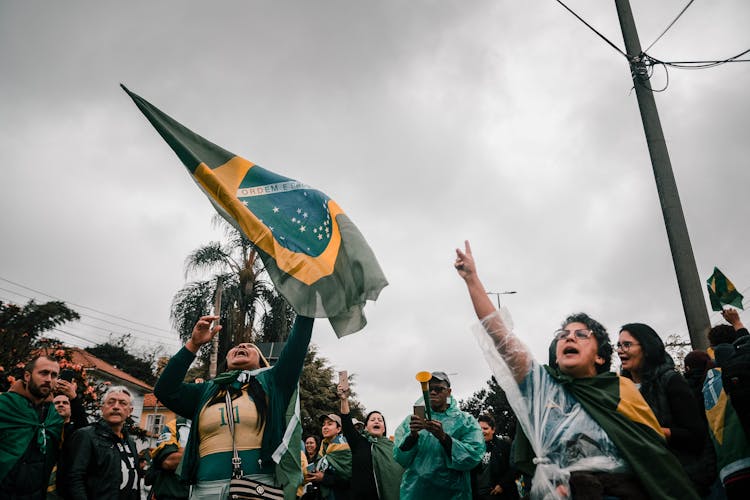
[514,368,699,500]
[122,85,387,336]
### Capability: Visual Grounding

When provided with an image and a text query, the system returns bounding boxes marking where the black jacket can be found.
[68,420,140,500]
[471,436,518,500]
[55,396,89,499]
[341,414,376,500]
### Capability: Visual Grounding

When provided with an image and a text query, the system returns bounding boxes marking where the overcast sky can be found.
[2,0,749,428]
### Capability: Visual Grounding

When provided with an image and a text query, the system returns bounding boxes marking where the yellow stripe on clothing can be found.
[706,389,728,444]
[616,377,665,439]
[193,160,344,285]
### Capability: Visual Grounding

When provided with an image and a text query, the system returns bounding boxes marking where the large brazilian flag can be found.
[122,85,387,336]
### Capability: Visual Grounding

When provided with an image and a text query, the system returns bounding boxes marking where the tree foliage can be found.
[0,299,80,390]
[664,333,691,373]
[86,334,160,385]
[171,216,294,369]
[460,376,517,438]
[298,344,365,438]
[169,217,364,434]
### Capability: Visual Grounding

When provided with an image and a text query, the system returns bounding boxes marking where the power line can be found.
[647,48,750,69]
[0,281,182,347]
[554,0,749,92]
[0,276,173,334]
[643,0,696,53]
[554,0,629,58]
[0,291,179,350]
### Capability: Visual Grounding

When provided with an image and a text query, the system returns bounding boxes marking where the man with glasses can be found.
[393,371,484,499]
[68,386,141,499]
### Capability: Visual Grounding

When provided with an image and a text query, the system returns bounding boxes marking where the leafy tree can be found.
[86,334,160,385]
[170,216,293,369]
[0,299,80,389]
[169,217,364,434]
[664,333,691,373]
[460,376,517,438]
[298,344,365,437]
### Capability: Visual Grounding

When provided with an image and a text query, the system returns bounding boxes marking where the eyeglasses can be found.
[428,386,448,394]
[554,329,594,341]
[616,341,640,351]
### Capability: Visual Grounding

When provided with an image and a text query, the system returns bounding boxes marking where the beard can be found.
[27,378,51,399]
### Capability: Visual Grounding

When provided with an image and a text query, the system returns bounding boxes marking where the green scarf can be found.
[515,367,699,500]
[366,434,403,500]
[0,392,64,483]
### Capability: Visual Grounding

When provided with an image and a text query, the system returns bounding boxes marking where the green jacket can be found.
[0,388,64,487]
[393,396,484,500]
[154,316,313,499]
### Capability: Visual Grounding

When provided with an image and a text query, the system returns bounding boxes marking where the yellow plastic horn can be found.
[415,371,433,420]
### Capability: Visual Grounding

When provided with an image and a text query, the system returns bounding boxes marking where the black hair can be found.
[303,434,321,460]
[555,312,613,373]
[708,324,738,347]
[619,323,668,379]
[478,414,496,429]
[24,355,58,373]
[619,323,679,419]
[365,410,387,436]
[207,377,268,431]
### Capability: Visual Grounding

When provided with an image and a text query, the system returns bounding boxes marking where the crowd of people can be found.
[1,242,749,499]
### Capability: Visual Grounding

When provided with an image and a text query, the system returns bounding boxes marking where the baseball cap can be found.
[319,413,342,426]
[430,371,451,387]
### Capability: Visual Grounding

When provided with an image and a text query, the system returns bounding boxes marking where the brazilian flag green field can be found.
[122,85,387,336]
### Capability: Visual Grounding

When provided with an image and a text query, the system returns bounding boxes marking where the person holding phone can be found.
[51,371,89,500]
[393,371,484,499]
[335,382,402,500]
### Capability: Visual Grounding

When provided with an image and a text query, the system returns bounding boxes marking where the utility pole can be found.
[614,0,710,350]
[208,279,224,379]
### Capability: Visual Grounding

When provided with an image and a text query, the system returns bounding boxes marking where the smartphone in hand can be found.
[413,404,426,420]
[338,370,349,391]
[59,369,76,382]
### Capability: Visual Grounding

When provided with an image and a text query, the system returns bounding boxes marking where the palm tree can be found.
[170,216,294,366]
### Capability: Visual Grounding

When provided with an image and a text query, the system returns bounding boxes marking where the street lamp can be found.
[486,291,517,308]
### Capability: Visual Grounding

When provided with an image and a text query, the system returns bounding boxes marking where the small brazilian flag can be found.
[707,267,744,312]
[122,85,387,336]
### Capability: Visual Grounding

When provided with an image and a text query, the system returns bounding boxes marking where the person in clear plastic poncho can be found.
[454,241,699,500]
[393,371,484,499]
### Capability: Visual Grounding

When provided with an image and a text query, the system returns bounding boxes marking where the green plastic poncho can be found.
[393,395,484,500]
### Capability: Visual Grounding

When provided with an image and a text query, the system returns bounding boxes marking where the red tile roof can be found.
[67,347,153,391]
[142,393,166,408]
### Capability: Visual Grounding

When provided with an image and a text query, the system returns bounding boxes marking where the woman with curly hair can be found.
[455,240,698,499]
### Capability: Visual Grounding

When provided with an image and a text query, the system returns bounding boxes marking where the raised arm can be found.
[455,240,531,381]
[154,315,220,417]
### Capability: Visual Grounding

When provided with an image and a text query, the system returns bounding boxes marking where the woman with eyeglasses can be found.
[617,323,715,496]
[454,240,698,500]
